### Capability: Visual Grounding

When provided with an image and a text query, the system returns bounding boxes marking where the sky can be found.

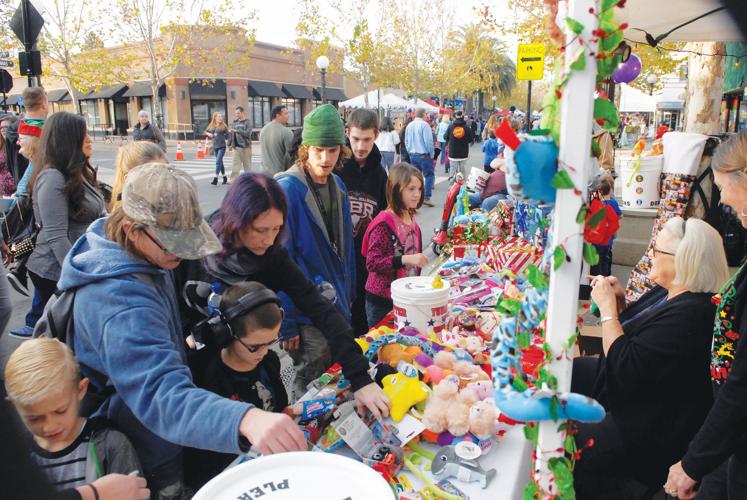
[29,0,510,49]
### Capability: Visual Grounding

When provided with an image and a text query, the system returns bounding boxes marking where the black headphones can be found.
[193,288,283,349]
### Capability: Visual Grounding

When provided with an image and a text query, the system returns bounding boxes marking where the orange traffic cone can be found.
[196,141,204,159]
[204,137,211,156]
[175,141,184,161]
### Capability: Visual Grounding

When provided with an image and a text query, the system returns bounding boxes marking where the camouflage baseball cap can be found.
[121,163,221,259]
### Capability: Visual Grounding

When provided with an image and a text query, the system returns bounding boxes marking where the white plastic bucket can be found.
[391,276,451,334]
[193,452,392,500]
[467,167,491,193]
[619,155,663,209]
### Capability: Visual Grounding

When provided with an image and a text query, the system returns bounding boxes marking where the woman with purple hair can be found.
[177,172,391,418]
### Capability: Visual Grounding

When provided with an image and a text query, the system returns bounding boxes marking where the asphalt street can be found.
[0,139,491,375]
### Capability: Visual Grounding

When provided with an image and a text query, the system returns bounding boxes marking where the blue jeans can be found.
[439,142,446,164]
[214,147,226,176]
[380,151,395,170]
[481,194,507,212]
[366,298,393,329]
[24,288,42,328]
[410,153,434,200]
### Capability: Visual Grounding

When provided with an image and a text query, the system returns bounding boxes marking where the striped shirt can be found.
[31,421,90,490]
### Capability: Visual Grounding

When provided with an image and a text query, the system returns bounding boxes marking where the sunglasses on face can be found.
[142,229,173,255]
[236,336,281,353]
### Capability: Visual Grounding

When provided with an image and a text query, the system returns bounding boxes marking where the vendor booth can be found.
[194,2,745,499]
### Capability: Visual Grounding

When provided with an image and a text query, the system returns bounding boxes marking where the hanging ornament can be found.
[612,53,642,84]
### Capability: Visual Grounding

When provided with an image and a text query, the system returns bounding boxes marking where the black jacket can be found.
[5,119,28,185]
[337,145,388,244]
[682,266,747,480]
[588,287,715,483]
[445,118,473,159]
[175,244,373,392]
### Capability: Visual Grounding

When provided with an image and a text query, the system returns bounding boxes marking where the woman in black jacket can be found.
[572,217,729,499]
[177,172,390,418]
[666,130,747,500]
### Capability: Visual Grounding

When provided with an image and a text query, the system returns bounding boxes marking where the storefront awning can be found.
[282,84,314,100]
[189,79,226,100]
[46,89,70,102]
[248,80,284,98]
[657,101,684,110]
[122,81,167,98]
[313,87,347,101]
[83,84,129,100]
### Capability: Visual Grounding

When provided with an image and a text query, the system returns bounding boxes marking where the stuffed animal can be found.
[378,344,417,367]
[421,377,459,433]
[465,380,493,401]
[382,363,428,422]
[444,389,476,436]
[468,400,498,439]
[431,445,496,489]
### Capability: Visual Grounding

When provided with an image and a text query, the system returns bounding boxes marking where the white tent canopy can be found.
[622,0,742,43]
[339,90,409,109]
[407,98,439,113]
[619,83,657,112]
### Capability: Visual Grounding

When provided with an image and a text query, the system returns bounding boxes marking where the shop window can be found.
[281,98,301,127]
[250,97,271,127]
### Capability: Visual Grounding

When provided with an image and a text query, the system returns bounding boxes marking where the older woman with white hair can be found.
[131,110,166,152]
[666,130,747,500]
[571,217,730,499]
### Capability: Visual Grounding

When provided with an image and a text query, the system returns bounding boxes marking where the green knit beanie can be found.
[301,104,345,147]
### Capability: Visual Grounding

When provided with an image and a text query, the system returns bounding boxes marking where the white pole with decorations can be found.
[536,0,598,493]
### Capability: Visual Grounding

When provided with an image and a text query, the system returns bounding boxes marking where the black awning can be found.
[83,84,128,100]
[248,80,284,98]
[122,81,166,98]
[282,84,314,100]
[46,89,69,102]
[189,79,226,100]
[312,87,347,101]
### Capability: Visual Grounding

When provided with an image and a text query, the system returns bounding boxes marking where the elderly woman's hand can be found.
[590,275,619,317]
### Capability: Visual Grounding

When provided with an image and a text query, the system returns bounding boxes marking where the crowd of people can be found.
[1,83,747,500]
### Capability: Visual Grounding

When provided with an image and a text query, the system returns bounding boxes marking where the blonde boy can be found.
[4,338,141,491]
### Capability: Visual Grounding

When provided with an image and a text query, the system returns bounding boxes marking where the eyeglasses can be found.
[651,246,675,257]
[235,336,281,354]
[142,229,173,255]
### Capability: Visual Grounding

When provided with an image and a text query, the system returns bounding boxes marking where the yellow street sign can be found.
[517,43,545,81]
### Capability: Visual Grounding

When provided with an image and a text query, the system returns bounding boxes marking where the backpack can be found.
[33,273,155,415]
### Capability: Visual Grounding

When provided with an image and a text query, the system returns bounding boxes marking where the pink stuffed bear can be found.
[468,400,498,439]
[466,380,493,401]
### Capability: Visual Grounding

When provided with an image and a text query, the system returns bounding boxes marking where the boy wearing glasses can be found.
[185,280,288,488]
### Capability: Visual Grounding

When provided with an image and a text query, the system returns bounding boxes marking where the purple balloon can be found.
[612,54,642,84]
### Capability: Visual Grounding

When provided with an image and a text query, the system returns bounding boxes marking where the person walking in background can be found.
[108,142,167,212]
[229,106,253,183]
[375,116,399,171]
[398,115,413,164]
[131,110,166,152]
[436,115,450,169]
[404,108,435,207]
[445,110,473,182]
[205,112,229,185]
[259,105,294,175]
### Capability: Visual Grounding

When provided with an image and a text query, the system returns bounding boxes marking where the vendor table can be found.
[333,425,533,499]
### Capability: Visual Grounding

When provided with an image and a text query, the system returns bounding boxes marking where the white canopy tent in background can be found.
[339,90,409,109]
[407,98,440,113]
[619,83,657,113]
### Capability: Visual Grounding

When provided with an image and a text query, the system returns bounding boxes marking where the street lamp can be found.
[646,74,658,95]
[316,55,330,104]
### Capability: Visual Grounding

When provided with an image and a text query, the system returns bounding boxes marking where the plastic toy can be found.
[378,344,417,367]
[431,445,496,489]
[382,362,428,422]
